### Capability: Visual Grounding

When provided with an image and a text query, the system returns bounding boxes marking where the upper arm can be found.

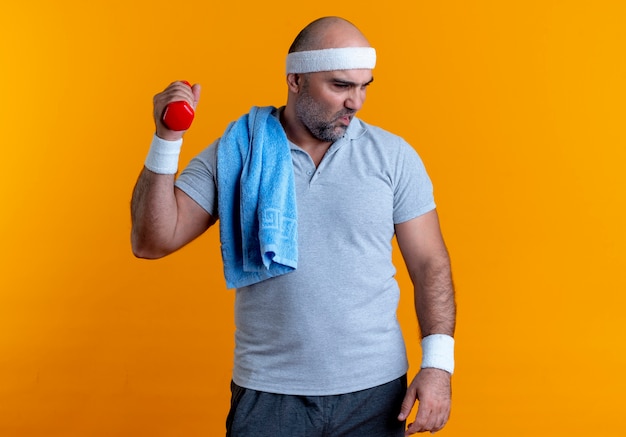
[170,186,217,252]
[395,209,450,281]
[132,184,216,260]
[170,145,219,252]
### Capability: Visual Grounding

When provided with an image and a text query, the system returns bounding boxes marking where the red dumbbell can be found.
[162,81,195,131]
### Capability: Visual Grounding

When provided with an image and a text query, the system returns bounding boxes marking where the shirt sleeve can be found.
[174,140,220,217]
[392,140,436,224]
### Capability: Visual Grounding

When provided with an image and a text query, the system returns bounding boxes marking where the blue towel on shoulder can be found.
[217,106,298,289]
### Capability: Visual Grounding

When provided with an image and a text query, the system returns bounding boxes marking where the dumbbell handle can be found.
[162,81,195,131]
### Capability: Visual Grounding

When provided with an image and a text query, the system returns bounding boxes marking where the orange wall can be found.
[1,1,625,436]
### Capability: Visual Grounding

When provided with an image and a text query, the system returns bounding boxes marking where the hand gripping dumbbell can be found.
[161,81,195,131]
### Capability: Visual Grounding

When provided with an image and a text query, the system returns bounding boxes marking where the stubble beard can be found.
[295,86,352,143]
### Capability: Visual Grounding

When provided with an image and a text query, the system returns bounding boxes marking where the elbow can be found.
[132,245,165,260]
[131,231,169,260]
[131,242,163,260]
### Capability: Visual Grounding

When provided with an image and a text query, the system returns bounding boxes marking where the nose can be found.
[345,87,366,112]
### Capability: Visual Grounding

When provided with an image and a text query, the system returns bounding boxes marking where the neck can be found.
[280,105,332,166]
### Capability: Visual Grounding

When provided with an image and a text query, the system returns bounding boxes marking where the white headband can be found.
[286,47,376,74]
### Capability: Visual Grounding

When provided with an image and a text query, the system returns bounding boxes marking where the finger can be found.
[410,401,434,434]
[173,82,194,101]
[405,418,429,435]
[160,81,193,101]
[191,83,201,109]
[429,418,444,434]
[419,400,450,434]
[154,88,187,112]
[430,406,451,433]
[397,386,417,421]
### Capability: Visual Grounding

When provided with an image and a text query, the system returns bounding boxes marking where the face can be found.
[294,69,373,143]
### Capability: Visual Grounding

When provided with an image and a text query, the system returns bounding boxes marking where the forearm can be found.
[414,253,456,338]
[399,253,456,432]
[130,167,179,258]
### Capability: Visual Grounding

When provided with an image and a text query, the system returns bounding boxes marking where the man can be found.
[131,16,456,436]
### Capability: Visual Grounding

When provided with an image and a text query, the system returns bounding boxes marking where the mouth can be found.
[337,114,353,125]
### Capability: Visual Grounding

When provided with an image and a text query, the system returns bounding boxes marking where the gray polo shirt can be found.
[175,108,435,395]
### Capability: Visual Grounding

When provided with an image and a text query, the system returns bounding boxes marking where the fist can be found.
[153,81,201,140]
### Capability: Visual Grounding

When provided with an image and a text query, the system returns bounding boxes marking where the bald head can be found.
[288,17,371,53]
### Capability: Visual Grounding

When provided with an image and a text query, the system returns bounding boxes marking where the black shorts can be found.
[226,375,407,437]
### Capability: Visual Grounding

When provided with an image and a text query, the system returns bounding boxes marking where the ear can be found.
[286,73,301,93]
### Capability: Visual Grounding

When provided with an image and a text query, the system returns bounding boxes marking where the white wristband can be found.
[144,134,183,174]
[421,334,455,374]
